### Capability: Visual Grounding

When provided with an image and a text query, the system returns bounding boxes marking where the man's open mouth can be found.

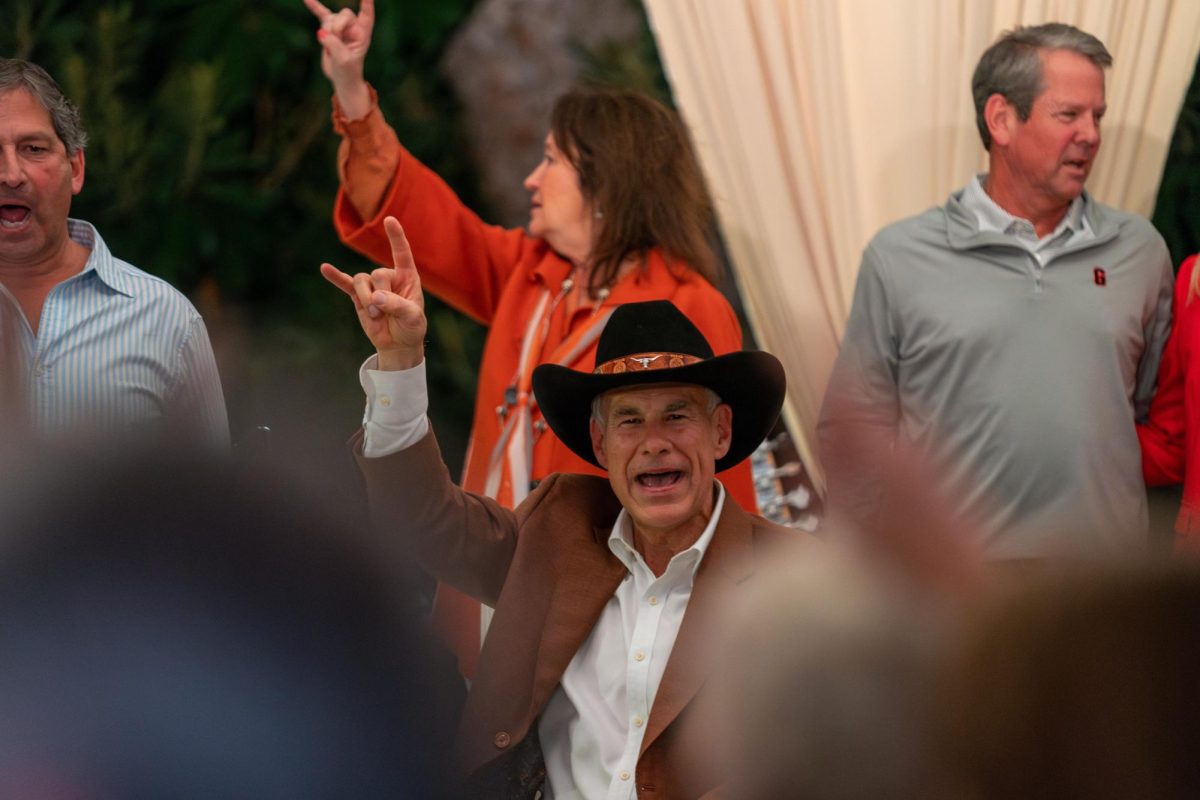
[636,469,684,489]
[0,205,31,228]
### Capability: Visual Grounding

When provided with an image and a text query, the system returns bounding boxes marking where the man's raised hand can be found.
[303,0,375,118]
[320,216,427,371]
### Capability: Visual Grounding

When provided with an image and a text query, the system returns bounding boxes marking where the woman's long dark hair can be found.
[550,86,719,295]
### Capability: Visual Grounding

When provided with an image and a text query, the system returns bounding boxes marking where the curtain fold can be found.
[643,0,1200,492]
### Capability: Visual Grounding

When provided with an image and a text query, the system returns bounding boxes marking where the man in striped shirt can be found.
[0,59,227,449]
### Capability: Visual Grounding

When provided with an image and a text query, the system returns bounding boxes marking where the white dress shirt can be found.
[537,489,722,800]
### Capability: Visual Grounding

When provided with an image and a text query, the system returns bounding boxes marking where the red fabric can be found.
[1138,254,1200,549]
[332,102,761,676]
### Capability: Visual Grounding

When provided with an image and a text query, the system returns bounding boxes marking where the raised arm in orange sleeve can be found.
[331,84,401,224]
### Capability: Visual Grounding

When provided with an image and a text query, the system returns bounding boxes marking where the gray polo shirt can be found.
[818,182,1173,557]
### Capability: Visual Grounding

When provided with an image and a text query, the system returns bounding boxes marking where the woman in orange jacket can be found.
[307,0,763,676]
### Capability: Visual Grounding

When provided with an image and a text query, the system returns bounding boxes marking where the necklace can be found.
[484,275,616,505]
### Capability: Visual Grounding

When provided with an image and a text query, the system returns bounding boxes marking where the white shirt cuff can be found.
[359,354,430,458]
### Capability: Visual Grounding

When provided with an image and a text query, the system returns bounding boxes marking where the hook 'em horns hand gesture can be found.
[303,0,375,119]
[320,216,427,371]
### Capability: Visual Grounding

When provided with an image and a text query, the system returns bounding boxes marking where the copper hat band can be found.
[593,352,703,375]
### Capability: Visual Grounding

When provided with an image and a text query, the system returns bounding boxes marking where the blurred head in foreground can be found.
[0,447,457,799]
[706,548,957,799]
[942,561,1200,799]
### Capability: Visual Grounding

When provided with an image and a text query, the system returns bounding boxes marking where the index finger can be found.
[383,216,415,272]
[302,0,333,22]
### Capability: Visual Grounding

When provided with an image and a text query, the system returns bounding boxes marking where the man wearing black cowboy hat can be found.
[322,217,813,797]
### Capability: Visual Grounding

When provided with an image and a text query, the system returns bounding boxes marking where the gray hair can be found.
[0,58,88,156]
[590,386,722,427]
[971,23,1111,150]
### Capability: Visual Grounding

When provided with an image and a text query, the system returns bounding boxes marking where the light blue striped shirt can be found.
[1,219,228,448]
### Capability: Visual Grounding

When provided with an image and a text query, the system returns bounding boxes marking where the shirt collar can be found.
[961,173,1088,241]
[607,480,726,582]
[67,218,135,298]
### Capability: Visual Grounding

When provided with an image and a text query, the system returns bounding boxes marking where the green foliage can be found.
[575,0,672,103]
[1153,53,1200,270]
[5,0,475,301]
[3,0,484,463]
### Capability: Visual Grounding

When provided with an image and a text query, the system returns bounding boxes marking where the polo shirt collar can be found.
[961,173,1088,240]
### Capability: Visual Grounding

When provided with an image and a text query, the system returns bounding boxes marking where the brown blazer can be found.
[355,427,813,797]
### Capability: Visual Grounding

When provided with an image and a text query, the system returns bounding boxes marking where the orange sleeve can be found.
[332,86,401,224]
[328,88,544,326]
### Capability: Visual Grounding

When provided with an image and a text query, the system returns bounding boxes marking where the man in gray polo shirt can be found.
[818,23,1173,556]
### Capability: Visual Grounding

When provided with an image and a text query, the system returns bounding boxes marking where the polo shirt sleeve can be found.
[1133,239,1176,421]
[817,242,901,525]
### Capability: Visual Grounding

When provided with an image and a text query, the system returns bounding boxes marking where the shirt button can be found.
[633,715,644,727]
[648,596,658,606]
[634,651,645,662]
[619,771,631,781]
[493,731,511,749]
[34,365,45,377]
[378,394,392,408]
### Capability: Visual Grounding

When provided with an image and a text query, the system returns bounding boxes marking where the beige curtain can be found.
[642,0,1200,492]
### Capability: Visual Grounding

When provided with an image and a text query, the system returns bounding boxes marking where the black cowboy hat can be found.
[531,300,786,473]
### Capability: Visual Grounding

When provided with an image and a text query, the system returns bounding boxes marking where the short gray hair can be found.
[590,386,722,427]
[971,23,1111,150]
[0,58,88,156]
